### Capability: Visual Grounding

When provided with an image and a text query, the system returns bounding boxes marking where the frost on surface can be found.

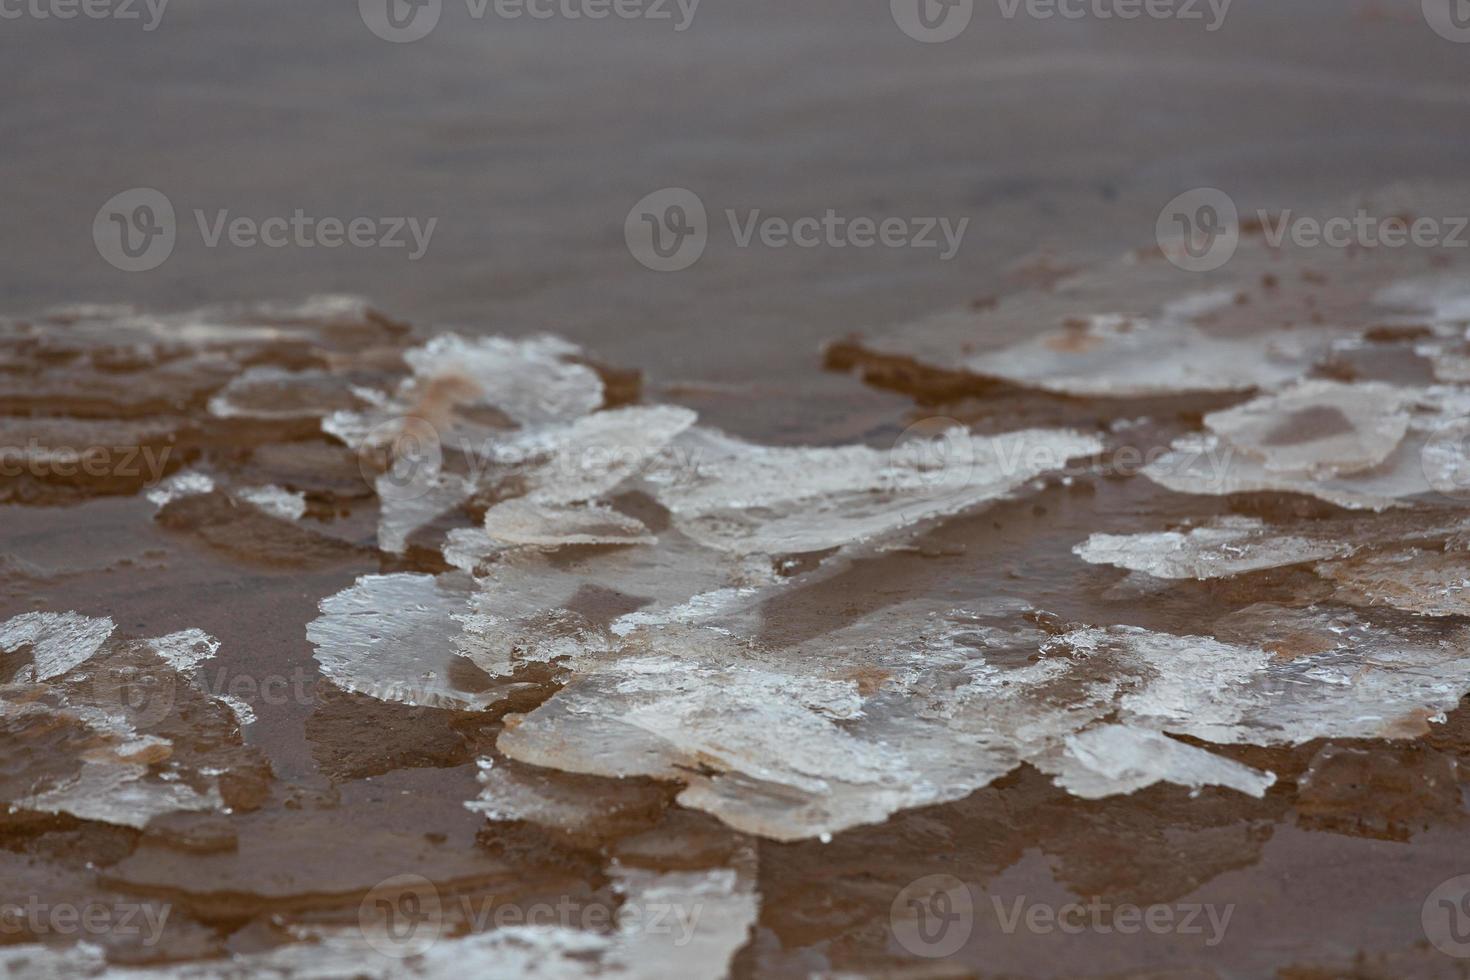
[0,611,268,829]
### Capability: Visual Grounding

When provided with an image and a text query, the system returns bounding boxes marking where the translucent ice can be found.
[1075,516,1355,580]
[0,610,116,682]
[1145,385,1470,509]
[0,611,268,829]
[1039,724,1276,799]
[1202,380,1411,478]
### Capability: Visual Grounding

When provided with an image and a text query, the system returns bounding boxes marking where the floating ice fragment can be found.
[208,366,364,420]
[145,628,222,674]
[146,470,216,509]
[443,526,502,574]
[825,223,1461,399]
[307,573,515,709]
[325,336,630,554]
[1376,276,1470,326]
[1144,384,1470,509]
[0,612,266,829]
[957,315,1336,397]
[494,405,697,506]
[1040,724,1276,799]
[497,603,1090,840]
[1065,606,1470,744]
[1316,549,1470,617]
[401,333,604,428]
[1075,516,1354,579]
[236,484,308,522]
[25,756,223,830]
[466,757,668,839]
[375,472,474,555]
[1077,512,1470,594]
[1203,380,1410,478]
[481,499,654,548]
[2,295,405,418]
[0,610,116,682]
[648,426,1103,555]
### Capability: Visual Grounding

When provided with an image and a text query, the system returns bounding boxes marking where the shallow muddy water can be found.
[5,2,1470,978]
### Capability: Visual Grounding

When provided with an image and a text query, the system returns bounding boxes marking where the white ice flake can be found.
[1144,384,1470,509]
[146,470,217,509]
[1075,516,1354,579]
[0,611,260,829]
[0,610,116,682]
[649,426,1103,555]
[1040,724,1276,799]
[236,484,309,522]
